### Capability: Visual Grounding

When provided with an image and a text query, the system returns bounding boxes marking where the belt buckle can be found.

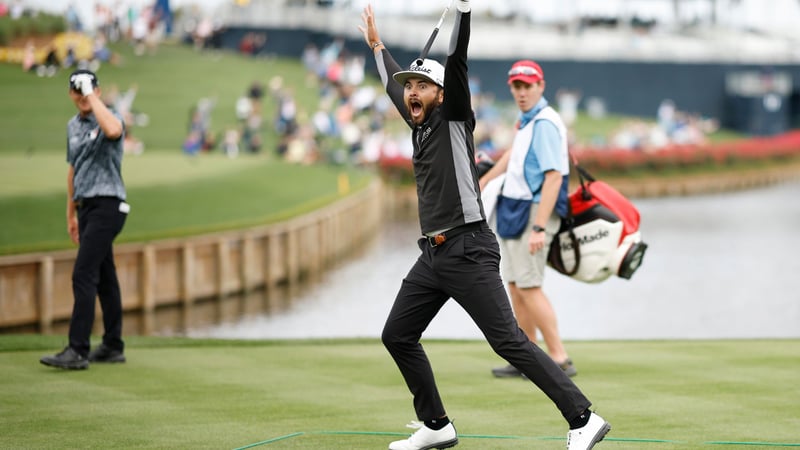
[429,234,446,247]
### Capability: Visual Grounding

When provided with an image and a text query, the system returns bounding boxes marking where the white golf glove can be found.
[73,74,95,96]
[456,0,470,12]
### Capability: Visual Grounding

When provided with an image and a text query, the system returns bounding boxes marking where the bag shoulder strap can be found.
[549,152,584,276]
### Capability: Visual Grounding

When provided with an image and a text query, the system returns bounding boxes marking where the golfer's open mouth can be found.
[410,101,423,116]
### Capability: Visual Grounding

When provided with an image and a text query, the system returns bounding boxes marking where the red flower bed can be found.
[378,154,415,183]
[377,131,800,180]
[571,131,800,174]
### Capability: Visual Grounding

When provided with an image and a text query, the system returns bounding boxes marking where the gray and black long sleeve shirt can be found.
[374,10,485,236]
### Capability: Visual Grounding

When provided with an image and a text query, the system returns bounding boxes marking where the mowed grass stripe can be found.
[0,153,266,198]
[0,154,372,254]
[1,337,798,449]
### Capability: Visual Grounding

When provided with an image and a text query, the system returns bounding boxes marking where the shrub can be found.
[0,13,66,46]
[32,15,66,35]
[0,20,10,46]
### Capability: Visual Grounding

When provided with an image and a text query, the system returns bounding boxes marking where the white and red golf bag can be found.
[548,165,648,283]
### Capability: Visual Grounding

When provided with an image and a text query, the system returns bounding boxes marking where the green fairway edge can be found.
[233,430,800,449]
[4,335,797,353]
[0,334,383,352]
[6,337,799,449]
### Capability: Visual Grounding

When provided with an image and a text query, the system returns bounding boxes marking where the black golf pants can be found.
[69,197,127,357]
[381,224,591,423]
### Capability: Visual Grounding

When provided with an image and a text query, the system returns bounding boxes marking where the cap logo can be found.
[411,64,432,75]
[69,70,98,90]
[393,58,444,87]
[508,66,540,78]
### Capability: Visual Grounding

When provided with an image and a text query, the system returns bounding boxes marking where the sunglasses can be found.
[508,66,541,78]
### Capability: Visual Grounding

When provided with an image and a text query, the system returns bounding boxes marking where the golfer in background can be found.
[359,2,610,449]
[40,69,129,370]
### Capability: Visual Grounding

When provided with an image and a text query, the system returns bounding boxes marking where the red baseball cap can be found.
[507,60,544,85]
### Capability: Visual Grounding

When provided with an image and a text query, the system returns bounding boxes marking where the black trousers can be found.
[69,197,127,357]
[381,222,591,423]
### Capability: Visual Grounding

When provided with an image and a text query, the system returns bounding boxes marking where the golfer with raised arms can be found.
[358,2,610,449]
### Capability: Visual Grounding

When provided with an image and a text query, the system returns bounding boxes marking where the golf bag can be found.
[548,165,648,283]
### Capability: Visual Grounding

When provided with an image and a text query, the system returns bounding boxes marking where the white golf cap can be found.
[393,58,445,88]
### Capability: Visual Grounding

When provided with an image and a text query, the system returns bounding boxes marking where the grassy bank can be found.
[0,41,332,153]
[0,153,372,255]
[0,41,376,255]
[1,336,798,449]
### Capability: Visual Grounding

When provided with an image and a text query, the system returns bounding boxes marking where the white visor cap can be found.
[393,58,444,88]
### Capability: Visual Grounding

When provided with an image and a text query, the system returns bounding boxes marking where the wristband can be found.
[371,41,383,49]
[532,225,546,233]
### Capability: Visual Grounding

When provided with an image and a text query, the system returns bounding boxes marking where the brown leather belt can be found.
[426,221,485,247]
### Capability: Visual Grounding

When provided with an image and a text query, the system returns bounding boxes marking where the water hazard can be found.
[189,181,800,341]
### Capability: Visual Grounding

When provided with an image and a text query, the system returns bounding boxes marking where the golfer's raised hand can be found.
[358,4,381,49]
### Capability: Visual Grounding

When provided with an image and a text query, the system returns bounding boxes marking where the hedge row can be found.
[0,14,66,46]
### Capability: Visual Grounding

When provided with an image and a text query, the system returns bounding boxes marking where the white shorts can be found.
[498,202,561,289]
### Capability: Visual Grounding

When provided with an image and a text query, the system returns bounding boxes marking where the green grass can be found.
[0,41,374,255]
[1,336,799,449]
[0,152,371,254]
[569,112,744,147]
[0,41,332,153]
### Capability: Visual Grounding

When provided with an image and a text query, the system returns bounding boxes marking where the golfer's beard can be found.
[407,98,441,125]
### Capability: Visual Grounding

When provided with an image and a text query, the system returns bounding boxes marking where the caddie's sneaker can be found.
[491,364,522,378]
[388,423,458,450]
[40,347,89,370]
[559,358,578,378]
[566,412,610,450]
[88,344,126,363]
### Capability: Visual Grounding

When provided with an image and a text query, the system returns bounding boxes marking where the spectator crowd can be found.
[3,2,719,164]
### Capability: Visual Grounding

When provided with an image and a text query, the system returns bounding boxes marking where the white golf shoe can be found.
[566,412,610,449]
[388,423,458,450]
